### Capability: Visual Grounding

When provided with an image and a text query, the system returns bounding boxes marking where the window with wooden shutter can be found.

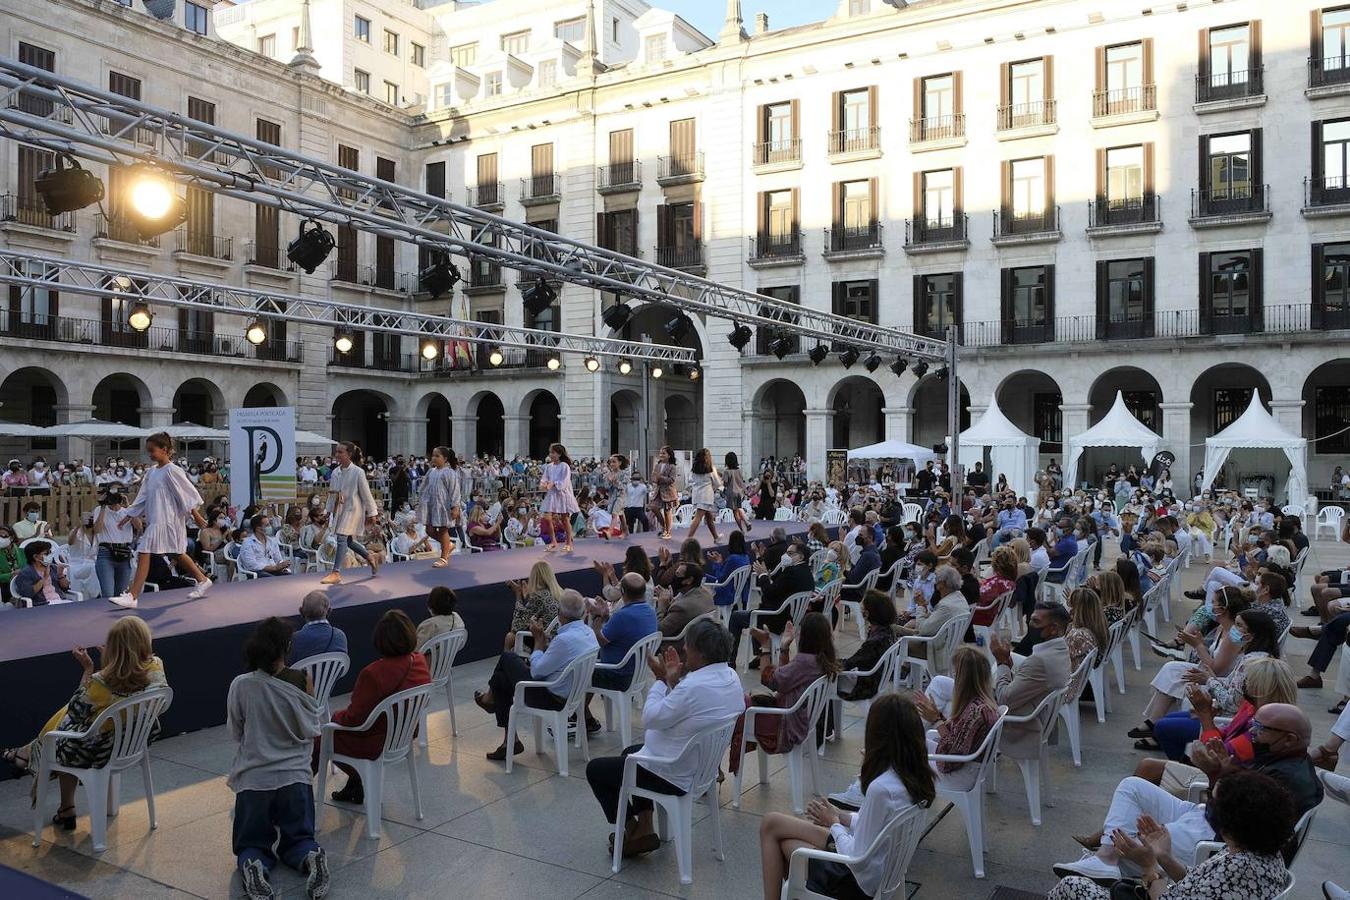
[1200,23,1259,100]
[669,118,695,167]
[373,162,395,287]
[1315,7,1350,86]
[425,161,446,198]
[529,143,554,198]
[476,153,498,205]
[608,129,635,185]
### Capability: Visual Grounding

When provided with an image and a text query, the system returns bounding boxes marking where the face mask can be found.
[1228,626,1247,646]
[1249,741,1276,765]
[34,463,44,470]
[311,498,322,507]
[216,518,227,528]
[33,554,47,567]
[825,549,838,562]
[26,512,39,523]
[0,538,10,548]
[914,564,929,577]
[263,525,275,537]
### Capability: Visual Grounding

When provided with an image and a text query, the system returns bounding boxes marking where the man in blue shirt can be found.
[584,573,659,732]
[289,590,348,664]
[1045,517,1079,583]
[990,496,1029,549]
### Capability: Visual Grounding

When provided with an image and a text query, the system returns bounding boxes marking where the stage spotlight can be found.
[418,253,460,299]
[664,314,691,342]
[34,156,104,214]
[689,366,701,381]
[651,364,664,379]
[488,347,505,367]
[889,357,908,377]
[287,219,335,273]
[334,331,354,354]
[546,355,561,371]
[420,338,440,361]
[935,366,949,380]
[244,319,267,346]
[124,164,187,238]
[618,357,633,375]
[864,352,882,373]
[910,361,929,379]
[584,355,601,372]
[808,344,828,366]
[522,276,557,316]
[127,301,153,332]
[728,324,753,351]
[839,347,859,369]
[602,301,633,331]
[769,335,793,359]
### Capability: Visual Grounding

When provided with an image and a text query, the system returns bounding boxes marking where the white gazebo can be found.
[959,395,1041,498]
[1065,391,1163,486]
[1200,394,1308,504]
[846,440,939,465]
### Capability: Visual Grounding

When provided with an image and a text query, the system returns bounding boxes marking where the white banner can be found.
[229,407,296,511]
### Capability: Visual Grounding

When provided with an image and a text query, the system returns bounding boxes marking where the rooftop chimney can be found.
[754,13,769,34]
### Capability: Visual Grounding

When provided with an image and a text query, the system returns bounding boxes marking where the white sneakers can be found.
[107,592,137,609]
[827,779,865,811]
[187,579,212,600]
[1051,852,1121,884]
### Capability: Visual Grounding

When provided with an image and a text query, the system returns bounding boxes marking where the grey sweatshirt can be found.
[226,670,322,793]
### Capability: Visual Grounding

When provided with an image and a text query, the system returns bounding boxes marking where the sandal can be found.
[2,748,31,775]
[1127,724,1154,739]
[433,559,448,568]
[1133,737,1162,751]
[52,805,76,832]
[1330,699,1347,715]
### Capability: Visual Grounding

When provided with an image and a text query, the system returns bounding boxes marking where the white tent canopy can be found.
[163,422,230,441]
[0,421,50,437]
[1065,391,1163,484]
[43,420,151,439]
[959,395,1041,498]
[1200,394,1307,504]
[295,430,337,448]
[847,439,939,464]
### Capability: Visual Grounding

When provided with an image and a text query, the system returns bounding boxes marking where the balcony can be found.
[372,267,417,293]
[826,127,881,161]
[823,223,884,260]
[1091,85,1158,126]
[331,261,375,287]
[656,152,704,186]
[655,243,705,273]
[995,100,1057,139]
[992,207,1061,246]
[174,228,233,261]
[752,140,802,172]
[1087,196,1163,237]
[520,173,561,206]
[596,162,641,194]
[908,115,966,151]
[1308,56,1350,97]
[464,263,505,294]
[1195,68,1265,110]
[1188,185,1271,228]
[1302,176,1350,218]
[0,310,302,362]
[903,215,969,254]
[93,213,160,249]
[326,345,559,376]
[468,182,504,210]
[0,193,75,233]
[243,239,297,272]
[747,232,805,268]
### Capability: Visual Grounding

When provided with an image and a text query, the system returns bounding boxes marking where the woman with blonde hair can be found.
[913,645,1001,791]
[1066,587,1109,671]
[814,541,848,590]
[505,560,563,632]
[3,616,166,829]
[1008,537,1032,576]
[1086,570,1129,626]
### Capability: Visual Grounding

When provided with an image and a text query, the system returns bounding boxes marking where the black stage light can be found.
[418,253,460,299]
[935,366,949,380]
[839,347,860,369]
[808,344,828,365]
[910,361,929,379]
[889,357,908,376]
[34,156,104,214]
[768,335,793,359]
[863,352,882,373]
[287,219,335,273]
[664,314,691,342]
[602,301,633,331]
[522,276,557,316]
[728,324,753,351]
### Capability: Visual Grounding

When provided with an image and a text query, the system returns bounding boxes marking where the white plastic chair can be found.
[901,502,924,524]
[745,590,814,667]
[1087,619,1130,722]
[781,803,927,900]
[1195,803,1319,870]
[971,537,991,569]
[970,590,1013,651]
[837,569,879,640]
[505,650,599,777]
[316,683,433,839]
[807,549,828,579]
[895,612,972,691]
[591,631,664,747]
[662,610,719,647]
[774,507,795,522]
[1315,504,1345,539]
[821,508,847,526]
[610,714,739,885]
[707,564,753,614]
[928,705,1008,878]
[294,651,350,722]
[673,504,695,529]
[416,628,468,747]
[32,687,173,853]
[516,616,560,656]
[990,686,1067,825]
[732,675,832,815]
[1056,655,1096,767]
[829,642,901,743]
[1037,560,1073,605]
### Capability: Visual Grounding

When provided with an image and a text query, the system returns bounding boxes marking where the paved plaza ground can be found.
[1,538,1346,900]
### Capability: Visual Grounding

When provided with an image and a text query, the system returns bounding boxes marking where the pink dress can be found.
[541,461,580,515]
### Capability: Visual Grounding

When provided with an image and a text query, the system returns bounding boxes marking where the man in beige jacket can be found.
[990,600,1071,759]
[655,562,715,639]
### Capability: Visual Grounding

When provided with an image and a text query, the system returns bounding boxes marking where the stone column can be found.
[385,416,421,458]
[1059,403,1093,485]
[882,406,912,443]
[140,406,176,428]
[56,404,96,466]
[451,414,472,459]
[502,415,530,459]
[804,407,834,482]
[1268,399,1305,436]
[1159,402,1194,491]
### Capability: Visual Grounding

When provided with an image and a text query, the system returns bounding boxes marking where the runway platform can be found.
[0,521,811,754]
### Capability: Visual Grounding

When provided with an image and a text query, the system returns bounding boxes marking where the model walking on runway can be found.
[109,432,211,608]
[686,448,723,544]
[320,441,381,585]
[539,443,580,553]
[721,451,753,534]
[651,445,679,540]
[419,446,461,568]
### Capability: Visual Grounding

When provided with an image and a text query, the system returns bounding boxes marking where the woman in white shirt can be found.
[758,694,935,900]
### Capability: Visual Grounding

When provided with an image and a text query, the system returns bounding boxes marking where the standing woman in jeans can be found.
[93,491,136,600]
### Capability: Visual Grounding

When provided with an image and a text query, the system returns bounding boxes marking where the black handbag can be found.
[105,544,132,563]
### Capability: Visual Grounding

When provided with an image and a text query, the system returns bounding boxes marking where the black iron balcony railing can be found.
[327,345,557,375]
[93,212,160,248]
[1309,55,1350,88]
[243,239,295,270]
[521,173,561,201]
[1092,84,1157,117]
[749,231,803,261]
[596,161,641,190]
[1196,67,1263,103]
[468,182,504,207]
[174,228,232,260]
[1191,184,1270,219]
[994,206,1060,237]
[1088,195,1161,228]
[332,261,375,286]
[752,139,801,166]
[996,99,1056,130]
[0,193,75,232]
[656,152,704,182]
[655,243,704,269]
[904,215,968,247]
[469,263,504,289]
[909,114,965,143]
[826,222,883,253]
[827,126,880,155]
[0,309,302,361]
[1305,175,1350,208]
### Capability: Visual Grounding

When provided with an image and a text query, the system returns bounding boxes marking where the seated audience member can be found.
[729,541,814,665]
[758,695,935,900]
[1064,587,1110,671]
[474,589,598,762]
[972,545,1019,628]
[835,590,900,703]
[596,545,654,607]
[654,562,714,638]
[1052,703,1322,883]
[898,565,971,660]
[814,541,846,591]
[13,501,50,541]
[705,530,751,610]
[915,645,1001,791]
[1026,527,1051,572]
[950,546,981,606]
[585,619,743,859]
[148,552,197,591]
[506,561,563,632]
[1085,570,1130,626]
[416,586,466,648]
[227,618,329,900]
[584,572,659,733]
[0,523,26,603]
[466,505,501,550]
[238,514,293,578]
[1289,604,1350,690]
[990,602,1071,763]
[1045,518,1079,582]
[1251,572,1291,637]
[1310,698,1350,770]
[390,521,432,558]
[9,539,75,606]
[317,610,430,805]
[1051,769,1296,900]
[289,590,349,664]
[2,617,166,822]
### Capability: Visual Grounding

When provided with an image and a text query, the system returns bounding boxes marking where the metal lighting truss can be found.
[0,250,696,364]
[0,57,951,362]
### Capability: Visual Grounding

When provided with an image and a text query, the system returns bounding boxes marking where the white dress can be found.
[688,469,723,513]
[327,464,380,537]
[125,463,203,554]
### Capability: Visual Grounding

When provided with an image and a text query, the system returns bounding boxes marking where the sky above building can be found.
[669,1,834,36]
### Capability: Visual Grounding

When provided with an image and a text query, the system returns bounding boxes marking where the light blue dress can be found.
[541,461,580,515]
[418,465,461,528]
